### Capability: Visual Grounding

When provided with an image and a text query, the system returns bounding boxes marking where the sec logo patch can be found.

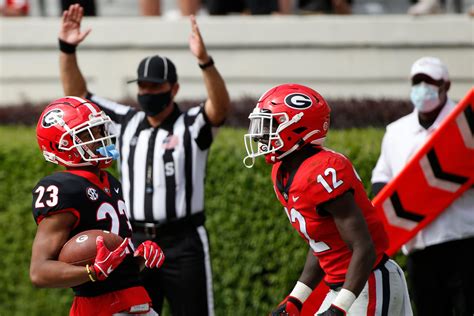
[86,187,99,201]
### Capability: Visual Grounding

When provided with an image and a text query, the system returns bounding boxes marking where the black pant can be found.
[133,225,213,316]
[407,237,474,316]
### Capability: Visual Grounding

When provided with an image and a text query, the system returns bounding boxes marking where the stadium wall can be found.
[0,15,473,106]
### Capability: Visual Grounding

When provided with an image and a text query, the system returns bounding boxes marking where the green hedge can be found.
[0,126,401,315]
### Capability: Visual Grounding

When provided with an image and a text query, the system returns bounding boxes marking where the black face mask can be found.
[137,90,172,116]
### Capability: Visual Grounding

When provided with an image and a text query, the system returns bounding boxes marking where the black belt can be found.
[132,212,205,238]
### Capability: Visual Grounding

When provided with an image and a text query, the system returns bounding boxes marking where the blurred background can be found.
[1,0,473,108]
[0,0,473,315]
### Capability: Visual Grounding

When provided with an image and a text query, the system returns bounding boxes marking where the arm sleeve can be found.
[186,105,213,151]
[371,130,393,184]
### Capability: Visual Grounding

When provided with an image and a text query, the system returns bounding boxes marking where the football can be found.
[58,230,124,266]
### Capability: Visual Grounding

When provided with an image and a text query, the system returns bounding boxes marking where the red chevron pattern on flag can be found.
[373,88,474,256]
[300,88,473,315]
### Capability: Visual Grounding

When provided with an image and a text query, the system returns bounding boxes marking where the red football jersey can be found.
[271,148,388,284]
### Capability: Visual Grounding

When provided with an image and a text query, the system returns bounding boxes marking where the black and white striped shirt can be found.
[88,94,213,224]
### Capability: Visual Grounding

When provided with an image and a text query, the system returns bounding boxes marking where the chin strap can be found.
[276,129,322,160]
[43,151,95,167]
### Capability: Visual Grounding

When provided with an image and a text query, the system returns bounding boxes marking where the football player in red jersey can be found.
[243,84,413,316]
[30,97,165,316]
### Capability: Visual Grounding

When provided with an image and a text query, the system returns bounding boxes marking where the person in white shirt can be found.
[371,56,474,316]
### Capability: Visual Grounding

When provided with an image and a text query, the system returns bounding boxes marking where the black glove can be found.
[316,304,346,316]
[270,296,303,316]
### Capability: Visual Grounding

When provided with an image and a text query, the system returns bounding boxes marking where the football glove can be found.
[317,304,346,316]
[92,236,130,281]
[134,240,165,269]
[270,296,303,316]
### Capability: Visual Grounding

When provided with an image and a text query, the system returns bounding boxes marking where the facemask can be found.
[410,82,440,113]
[137,90,172,116]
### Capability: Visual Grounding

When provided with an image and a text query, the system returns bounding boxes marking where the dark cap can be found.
[127,55,178,84]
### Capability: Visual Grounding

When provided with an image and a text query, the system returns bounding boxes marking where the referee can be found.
[58,5,230,316]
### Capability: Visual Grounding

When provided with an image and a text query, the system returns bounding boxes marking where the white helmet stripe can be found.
[67,96,98,114]
[83,102,98,114]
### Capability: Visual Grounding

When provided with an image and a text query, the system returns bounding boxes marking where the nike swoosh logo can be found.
[107,266,114,275]
[114,188,120,194]
[292,196,300,202]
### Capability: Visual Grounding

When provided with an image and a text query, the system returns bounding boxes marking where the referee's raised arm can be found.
[189,15,231,126]
[58,4,90,99]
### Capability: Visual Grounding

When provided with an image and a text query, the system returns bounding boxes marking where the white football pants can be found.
[316,259,413,316]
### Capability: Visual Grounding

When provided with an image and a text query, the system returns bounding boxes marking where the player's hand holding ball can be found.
[317,304,346,316]
[91,236,130,281]
[134,240,165,269]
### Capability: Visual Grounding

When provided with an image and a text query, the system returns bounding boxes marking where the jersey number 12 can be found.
[317,167,343,193]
